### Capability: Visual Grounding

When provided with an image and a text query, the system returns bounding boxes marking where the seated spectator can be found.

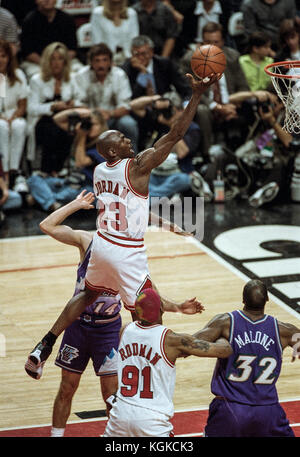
[90,0,139,65]
[130,94,213,201]
[133,0,180,58]
[0,7,19,55]
[27,42,81,173]
[239,31,274,92]
[162,1,198,58]
[181,22,274,156]
[20,0,81,79]
[193,0,223,44]
[122,35,192,149]
[74,43,139,153]
[276,18,300,62]
[0,40,28,186]
[27,107,107,212]
[0,154,22,224]
[241,0,296,52]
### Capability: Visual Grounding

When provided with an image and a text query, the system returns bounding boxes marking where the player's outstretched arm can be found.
[132,73,221,175]
[165,331,232,363]
[148,211,192,237]
[192,313,231,342]
[151,282,204,314]
[39,190,95,247]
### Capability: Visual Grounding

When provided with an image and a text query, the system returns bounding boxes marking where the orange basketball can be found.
[190,45,226,79]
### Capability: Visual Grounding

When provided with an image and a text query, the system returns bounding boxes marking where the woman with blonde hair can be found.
[0,39,28,185]
[91,0,139,64]
[27,42,81,174]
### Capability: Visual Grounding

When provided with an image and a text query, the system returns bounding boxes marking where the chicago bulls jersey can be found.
[116,321,176,417]
[94,158,149,244]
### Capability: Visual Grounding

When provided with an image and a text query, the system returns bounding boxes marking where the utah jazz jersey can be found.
[211,310,283,405]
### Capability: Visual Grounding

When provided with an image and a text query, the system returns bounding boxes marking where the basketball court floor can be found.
[0,196,300,437]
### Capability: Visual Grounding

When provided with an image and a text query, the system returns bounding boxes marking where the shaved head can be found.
[243,280,269,310]
[96,130,120,160]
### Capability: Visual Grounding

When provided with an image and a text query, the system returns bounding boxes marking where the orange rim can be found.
[264,60,300,79]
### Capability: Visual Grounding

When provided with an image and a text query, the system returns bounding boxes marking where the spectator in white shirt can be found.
[27,42,81,172]
[74,43,139,153]
[194,0,223,43]
[0,40,28,184]
[90,0,139,65]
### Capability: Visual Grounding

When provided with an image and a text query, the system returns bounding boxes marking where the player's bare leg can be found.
[101,374,118,417]
[25,288,100,379]
[51,369,81,437]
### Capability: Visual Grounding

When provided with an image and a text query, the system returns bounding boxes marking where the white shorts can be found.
[103,397,174,437]
[85,231,153,312]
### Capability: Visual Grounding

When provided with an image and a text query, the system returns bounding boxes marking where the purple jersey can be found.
[211,310,283,405]
[74,242,122,322]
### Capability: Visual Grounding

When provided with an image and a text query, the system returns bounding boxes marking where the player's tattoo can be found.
[181,336,210,352]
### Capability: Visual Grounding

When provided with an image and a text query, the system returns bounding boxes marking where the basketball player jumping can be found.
[104,288,232,437]
[194,279,300,437]
[25,71,221,375]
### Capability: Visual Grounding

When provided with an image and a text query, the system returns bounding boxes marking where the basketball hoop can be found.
[264,60,300,134]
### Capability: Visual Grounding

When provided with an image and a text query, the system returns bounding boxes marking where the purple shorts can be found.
[55,316,121,376]
[205,397,295,437]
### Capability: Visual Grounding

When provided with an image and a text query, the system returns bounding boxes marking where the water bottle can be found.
[213,170,225,202]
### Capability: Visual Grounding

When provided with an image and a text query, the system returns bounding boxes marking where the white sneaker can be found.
[249,182,279,208]
[13,175,29,193]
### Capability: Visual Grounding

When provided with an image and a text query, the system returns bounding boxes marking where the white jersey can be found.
[116,321,176,418]
[94,158,149,245]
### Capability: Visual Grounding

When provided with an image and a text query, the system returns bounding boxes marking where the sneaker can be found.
[249,182,279,208]
[24,358,45,380]
[24,341,52,379]
[190,171,213,202]
[13,175,29,194]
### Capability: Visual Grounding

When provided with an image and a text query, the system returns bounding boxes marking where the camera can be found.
[152,98,175,120]
[67,113,93,134]
[258,99,272,113]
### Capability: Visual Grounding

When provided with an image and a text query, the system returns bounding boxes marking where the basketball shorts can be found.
[55,316,121,376]
[103,397,174,437]
[85,231,153,312]
[204,397,295,437]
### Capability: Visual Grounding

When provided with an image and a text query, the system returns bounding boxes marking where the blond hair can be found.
[40,42,71,82]
[102,0,128,20]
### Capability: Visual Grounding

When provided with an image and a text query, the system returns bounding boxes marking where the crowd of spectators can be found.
[1,0,300,223]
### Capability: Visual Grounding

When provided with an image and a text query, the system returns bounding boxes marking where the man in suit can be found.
[122,35,192,149]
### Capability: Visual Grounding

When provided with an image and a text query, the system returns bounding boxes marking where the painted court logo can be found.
[0,74,6,98]
[60,344,79,364]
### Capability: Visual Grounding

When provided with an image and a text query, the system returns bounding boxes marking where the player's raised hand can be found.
[180,297,205,314]
[185,72,221,93]
[76,190,95,209]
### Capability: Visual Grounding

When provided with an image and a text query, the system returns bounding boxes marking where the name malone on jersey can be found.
[234,331,275,351]
[119,342,162,366]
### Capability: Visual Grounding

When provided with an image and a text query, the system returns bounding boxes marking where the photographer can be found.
[26,108,108,212]
[235,94,294,207]
[130,93,213,201]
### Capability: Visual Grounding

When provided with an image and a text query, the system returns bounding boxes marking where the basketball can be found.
[190,45,226,79]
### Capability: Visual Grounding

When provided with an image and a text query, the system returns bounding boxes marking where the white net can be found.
[268,63,300,134]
